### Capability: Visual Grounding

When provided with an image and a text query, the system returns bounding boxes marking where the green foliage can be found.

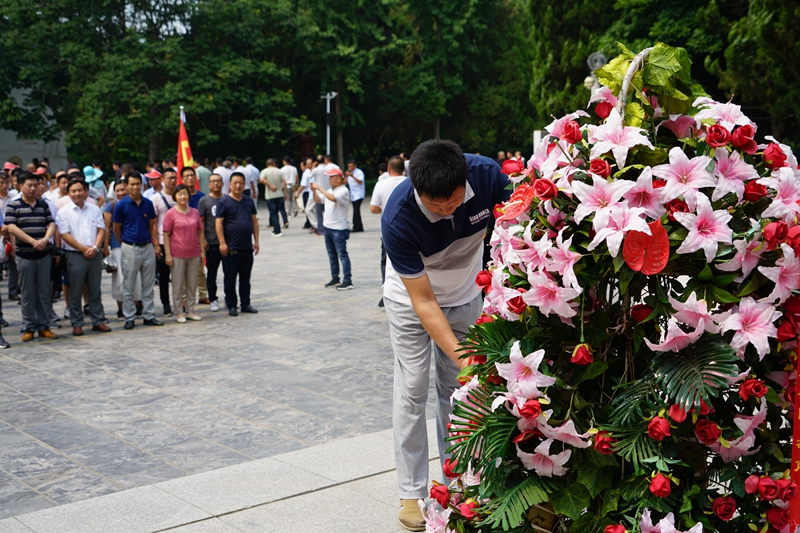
[478,476,556,530]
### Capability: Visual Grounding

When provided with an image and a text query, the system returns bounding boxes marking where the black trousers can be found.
[206,245,223,303]
[352,198,363,232]
[222,249,253,310]
[156,254,171,307]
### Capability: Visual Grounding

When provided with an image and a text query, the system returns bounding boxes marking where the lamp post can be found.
[320,92,338,155]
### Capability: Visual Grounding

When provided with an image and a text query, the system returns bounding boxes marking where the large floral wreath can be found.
[422,43,799,533]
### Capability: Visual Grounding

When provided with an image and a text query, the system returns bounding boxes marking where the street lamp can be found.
[320,92,338,155]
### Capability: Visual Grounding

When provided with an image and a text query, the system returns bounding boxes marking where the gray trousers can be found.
[121,243,156,320]
[66,252,104,327]
[17,255,51,331]
[171,256,200,315]
[384,294,482,499]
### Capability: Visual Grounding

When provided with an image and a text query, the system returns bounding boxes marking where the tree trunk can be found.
[149,135,159,164]
[335,77,344,167]
[434,117,440,140]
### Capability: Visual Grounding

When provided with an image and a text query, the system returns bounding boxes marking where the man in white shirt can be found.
[56,178,111,336]
[243,157,259,199]
[310,155,339,236]
[311,167,352,290]
[214,158,234,195]
[370,156,407,307]
[296,157,314,230]
[345,159,365,232]
[142,170,163,199]
[151,169,178,316]
[280,157,298,218]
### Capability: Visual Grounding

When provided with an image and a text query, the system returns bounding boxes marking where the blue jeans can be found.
[324,228,351,283]
[266,198,287,234]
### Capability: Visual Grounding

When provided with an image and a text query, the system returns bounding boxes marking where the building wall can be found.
[0,129,69,171]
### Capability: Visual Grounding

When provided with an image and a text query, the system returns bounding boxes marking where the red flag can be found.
[177,107,194,184]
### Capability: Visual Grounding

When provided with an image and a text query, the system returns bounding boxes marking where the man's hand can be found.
[84,246,97,259]
[253,241,260,256]
[154,244,162,260]
[220,243,228,257]
[32,238,47,251]
[165,254,173,266]
[103,245,110,258]
[204,241,210,251]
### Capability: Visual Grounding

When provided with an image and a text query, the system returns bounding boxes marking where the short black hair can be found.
[216,157,224,165]
[379,163,388,173]
[181,166,195,177]
[230,171,246,183]
[162,168,177,178]
[347,159,356,165]
[388,156,404,174]
[245,156,253,165]
[92,159,102,167]
[67,178,87,191]
[408,140,467,200]
[172,184,190,202]
[126,171,143,184]
[18,171,37,184]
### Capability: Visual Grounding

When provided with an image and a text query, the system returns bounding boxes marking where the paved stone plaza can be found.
[0,200,439,527]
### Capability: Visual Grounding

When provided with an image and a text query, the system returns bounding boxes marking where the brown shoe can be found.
[92,324,111,333]
[21,330,34,342]
[398,499,425,532]
[198,298,211,305]
[38,329,58,339]
[72,327,83,336]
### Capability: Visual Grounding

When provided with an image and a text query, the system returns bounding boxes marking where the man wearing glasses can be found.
[198,174,225,312]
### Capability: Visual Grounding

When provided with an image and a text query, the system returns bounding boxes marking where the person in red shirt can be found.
[163,185,205,323]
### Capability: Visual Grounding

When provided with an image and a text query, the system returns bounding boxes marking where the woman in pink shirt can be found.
[163,185,205,323]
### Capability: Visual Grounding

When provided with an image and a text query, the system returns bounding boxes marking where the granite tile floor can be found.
[0,198,438,520]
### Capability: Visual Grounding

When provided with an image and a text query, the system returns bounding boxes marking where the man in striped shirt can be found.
[4,171,57,342]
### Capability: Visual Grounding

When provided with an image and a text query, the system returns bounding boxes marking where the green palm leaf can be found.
[478,474,557,530]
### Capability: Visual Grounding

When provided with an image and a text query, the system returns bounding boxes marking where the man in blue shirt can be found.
[381,140,510,531]
[112,171,164,330]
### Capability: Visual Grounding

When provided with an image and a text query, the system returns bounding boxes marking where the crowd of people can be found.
[0,152,383,348]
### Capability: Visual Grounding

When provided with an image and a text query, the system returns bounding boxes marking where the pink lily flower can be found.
[542,200,568,238]
[657,114,696,139]
[759,243,800,304]
[587,204,650,257]
[716,234,763,282]
[516,224,552,271]
[757,167,800,223]
[668,293,730,334]
[516,439,571,477]
[653,147,716,211]
[420,501,454,533]
[523,270,581,319]
[693,97,754,130]
[588,108,654,168]
[587,86,618,107]
[673,194,733,262]
[451,375,481,406]
[495,342,556,399]
[537,418,592,448]
[712,148,759,202]
[709,400,766,462]
[545,230,582,290]
[623,166,666,219]
[644,318,704,353]
[640,509,672,533]
[544,110,590,139]
[719,296,781,359]
[572,174,635,230]
[461,462,481,487]
[482,268,521,320]
[659,517,704,533]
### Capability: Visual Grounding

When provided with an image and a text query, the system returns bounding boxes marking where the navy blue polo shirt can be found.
[381,154,510,306]
[112,195,156,244]
[216,194,257,250]
[189,190,205,209]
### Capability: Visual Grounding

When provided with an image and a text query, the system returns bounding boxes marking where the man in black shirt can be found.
[215,172,259,316]
[4,172,57,342]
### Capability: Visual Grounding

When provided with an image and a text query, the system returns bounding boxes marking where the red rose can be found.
[631,304,653,324]
[458,501,477,520]
[653,178,667,189]
[776,478,798,501]
[746,474,761,494]
[668,404,687,423]
[698,399,712,416]
[466,354,487,365]
[519,399,542,419]
[787,296,800,319]
[665,199,689,221]
[766,507,789,530]
[604,526,626,533]
[763,221,789,250]
[787,226,800,256]
[732,124,758,155]
[443,458,457,478]
[532,179,558,201]
[743,180,768,202]
[647,416,670,441]
[501,158,525,175]
[705,124,731,148]
[562,121,583,144]
[571,343,594,365]
[695,420,721,445]
[712,496,736,521]
[475,314,494,325]
[649,473,672,498]
[777,321,797,343]
[758,476,779,500]
[430,484,450,507]
[764,143,788,169]
[507,293,527,315]
[594,431,617,455]
[596,102,613,120]
[588,158,611,178]
[739,378,769,401]
[475,270,492,293]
